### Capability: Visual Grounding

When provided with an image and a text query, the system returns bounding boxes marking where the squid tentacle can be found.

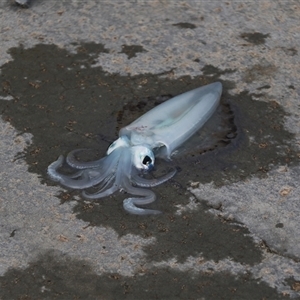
[82,184,119,199]
[48,158,97,189]
[48,150,120,189]
[123,191,161,215]
[132,168,177,187]
[123,197,161,215]
[82,147,126,199]
[82,172,116,199]
[66,149,111,169]
[47,160,94,190]
[48,155,83,182]
[122,176,161,215]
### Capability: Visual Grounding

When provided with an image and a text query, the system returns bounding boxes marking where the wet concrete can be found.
[172,22,197,29]
[0,41,298,298]
[0,1,300,299]
[0,43,264,263]
[0,251,288,300]
[240,32,270,45]
[0,43,298,193]
[120,45,147,59]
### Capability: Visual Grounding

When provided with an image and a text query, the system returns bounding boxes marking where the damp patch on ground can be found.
[172,22,197,29]
[240,32,270,45]
[0,43,299,266]
[120,45,147,59]
[0,250,290,300]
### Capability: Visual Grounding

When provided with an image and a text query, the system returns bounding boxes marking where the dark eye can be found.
[142,155,152,166]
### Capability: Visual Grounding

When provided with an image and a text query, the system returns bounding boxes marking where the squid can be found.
[48,82,222,215]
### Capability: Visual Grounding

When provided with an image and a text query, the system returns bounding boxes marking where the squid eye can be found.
[142,155,152,166]
[132,145,155,171]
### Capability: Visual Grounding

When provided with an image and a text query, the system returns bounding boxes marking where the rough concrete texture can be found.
[0,1,300,299]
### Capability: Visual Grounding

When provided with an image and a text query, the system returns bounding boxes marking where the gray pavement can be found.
[0,1,300,299]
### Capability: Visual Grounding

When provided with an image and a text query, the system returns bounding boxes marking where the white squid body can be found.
[48,82,222,215]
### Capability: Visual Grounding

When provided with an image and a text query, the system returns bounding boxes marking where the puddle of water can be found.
[0,43,298,267]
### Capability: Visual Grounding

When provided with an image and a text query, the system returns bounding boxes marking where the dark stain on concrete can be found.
[202,64,236,76]
[286,277,300,294]
[240,32,270,45]
[73,42,109,59]
[120,45,146,59]
[74,197,262,265]
[281,47,298,56]
[0,251,290,300]
[0,43,299,266]
[257,84,271,90]
[244,63,277,83]
[172,22,196,29]
[200,66,236,90]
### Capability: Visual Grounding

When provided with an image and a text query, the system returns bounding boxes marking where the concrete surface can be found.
[0,1,300,299]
